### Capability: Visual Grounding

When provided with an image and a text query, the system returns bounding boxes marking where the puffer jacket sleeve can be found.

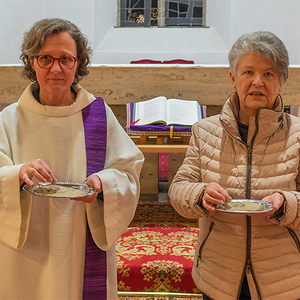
[270,174,300,229]
[168,122,209,219]
[269,118,300,229]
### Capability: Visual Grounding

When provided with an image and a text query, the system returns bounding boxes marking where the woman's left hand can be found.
[249,192,285,217]
[71,175,102,203]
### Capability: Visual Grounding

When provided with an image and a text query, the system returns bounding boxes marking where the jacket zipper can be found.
[287,227,300,253]
[246,148,252,194]
[196,221,214,267]
[242,129,262,299]
[243,216,262,300]
[245,260,261,298]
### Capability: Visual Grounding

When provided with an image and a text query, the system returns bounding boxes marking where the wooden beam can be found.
[136,144,188,153]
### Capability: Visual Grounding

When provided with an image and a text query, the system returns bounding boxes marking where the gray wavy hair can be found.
[20,18,92,85]
[228,31,289,84]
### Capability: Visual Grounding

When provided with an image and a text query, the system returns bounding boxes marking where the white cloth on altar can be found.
[0,82,144,299]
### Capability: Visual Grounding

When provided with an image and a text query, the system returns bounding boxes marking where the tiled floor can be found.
[139,181,169,205]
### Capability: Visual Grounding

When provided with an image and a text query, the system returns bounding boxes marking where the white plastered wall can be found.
[1,0,300,65]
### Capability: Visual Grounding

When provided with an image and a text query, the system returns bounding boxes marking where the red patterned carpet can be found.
[116,226,201,297]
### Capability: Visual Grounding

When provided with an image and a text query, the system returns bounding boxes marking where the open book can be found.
[129,96,205,127]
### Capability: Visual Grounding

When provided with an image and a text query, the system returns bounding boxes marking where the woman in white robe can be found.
[0,18,144,300]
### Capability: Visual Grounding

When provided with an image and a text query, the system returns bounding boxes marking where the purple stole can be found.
[82,97,107,299]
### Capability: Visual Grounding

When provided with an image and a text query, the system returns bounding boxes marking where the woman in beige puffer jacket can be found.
[169,31,300,300]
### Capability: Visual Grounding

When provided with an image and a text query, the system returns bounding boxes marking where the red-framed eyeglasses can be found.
[34,54,78,70]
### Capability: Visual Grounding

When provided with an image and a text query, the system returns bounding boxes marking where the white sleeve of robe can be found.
[0,107,32,249]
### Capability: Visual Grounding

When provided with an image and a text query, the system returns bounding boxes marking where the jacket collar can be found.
[219,92,284,145]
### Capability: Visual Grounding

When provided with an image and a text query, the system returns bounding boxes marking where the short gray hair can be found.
[20,18,92,84]
[228,31,289,84]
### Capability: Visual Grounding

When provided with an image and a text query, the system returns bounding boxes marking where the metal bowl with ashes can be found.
[216,199,273,214]
[22,182,97,198]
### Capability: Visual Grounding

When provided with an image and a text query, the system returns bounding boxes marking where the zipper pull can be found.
[246,262,251,274]
[248,148,252,160]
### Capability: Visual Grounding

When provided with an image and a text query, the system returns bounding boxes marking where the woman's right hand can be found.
[201,182,232,211]
[19,159,57,187]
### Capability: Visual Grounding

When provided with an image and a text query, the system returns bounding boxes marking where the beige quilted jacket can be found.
[169,92,300,300]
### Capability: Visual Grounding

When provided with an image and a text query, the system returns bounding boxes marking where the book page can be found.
[134,96,168,125]
[166,99,200,126]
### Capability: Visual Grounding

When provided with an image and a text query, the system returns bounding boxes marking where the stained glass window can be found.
[120,0,159,26]
[120,0,205,27]
[165,0,203,26]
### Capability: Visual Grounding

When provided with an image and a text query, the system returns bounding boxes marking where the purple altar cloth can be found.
[125,102,206,136]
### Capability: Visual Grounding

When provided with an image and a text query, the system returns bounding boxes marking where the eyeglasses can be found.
[34,54,78,70]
